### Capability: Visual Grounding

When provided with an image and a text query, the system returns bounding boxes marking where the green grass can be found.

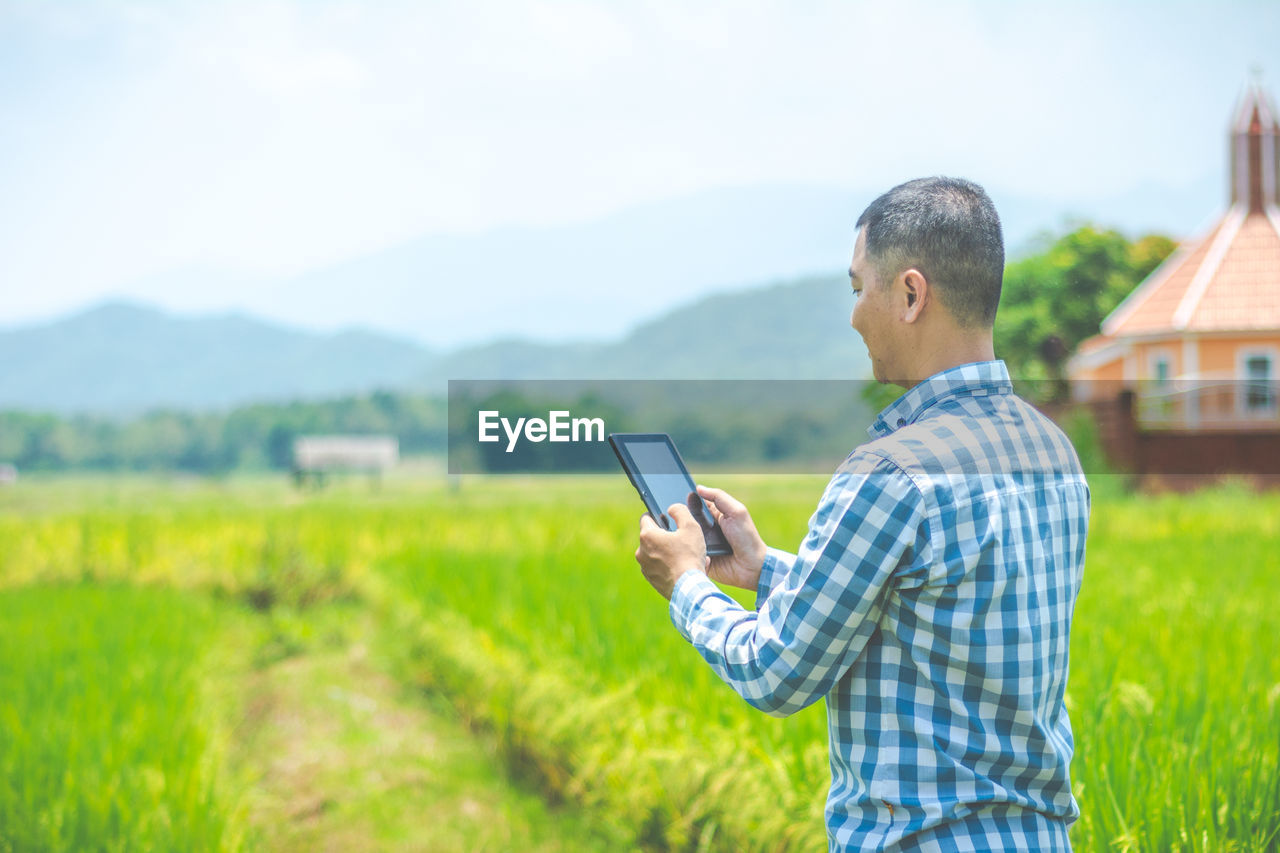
[377,476,1280,851]
[1,473,1278,850]
[228,602,626,853]
[1068,488,1280,851]
[0,584,246,852]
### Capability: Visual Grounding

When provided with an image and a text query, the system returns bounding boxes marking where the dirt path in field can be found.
[229,609,619,852]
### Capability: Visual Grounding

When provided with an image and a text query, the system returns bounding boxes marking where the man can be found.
[635,177,1089,851]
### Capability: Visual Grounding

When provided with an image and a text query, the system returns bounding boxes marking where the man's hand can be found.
[696,485,768,591]
[636,503,708,600]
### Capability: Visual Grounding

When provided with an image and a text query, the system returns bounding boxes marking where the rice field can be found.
[0,473,1277,850]
[0,584,246,851]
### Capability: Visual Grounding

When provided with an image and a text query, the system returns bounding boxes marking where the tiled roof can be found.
[1089,84,1280,343]
[1103,209,1280,336]
[1186,211,1280,331]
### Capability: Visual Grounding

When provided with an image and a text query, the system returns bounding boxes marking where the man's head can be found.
[848,177,1004,386]
[854,176,1004,328]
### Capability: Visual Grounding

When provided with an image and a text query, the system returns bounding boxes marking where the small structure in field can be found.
[292,435,398,487]
[0,463,16,486]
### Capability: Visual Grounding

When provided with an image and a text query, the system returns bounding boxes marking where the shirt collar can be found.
[867,360,1014,438]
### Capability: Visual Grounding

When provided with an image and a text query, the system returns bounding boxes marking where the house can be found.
[1067,82,1280,481]
[292,435,399,486]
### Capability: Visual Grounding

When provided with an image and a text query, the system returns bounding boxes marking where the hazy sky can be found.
[2,0,1278,330]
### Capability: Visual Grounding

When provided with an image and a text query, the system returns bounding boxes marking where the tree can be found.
[995,223,1176,401]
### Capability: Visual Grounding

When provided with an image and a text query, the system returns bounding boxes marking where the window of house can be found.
[1245,354,1274,412]
[1143,351,1176,423]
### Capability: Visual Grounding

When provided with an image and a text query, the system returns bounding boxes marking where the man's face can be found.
[848,228,896,384]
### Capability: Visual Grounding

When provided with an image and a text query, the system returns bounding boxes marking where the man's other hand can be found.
[636,503,707,600]
[695,485,767,592]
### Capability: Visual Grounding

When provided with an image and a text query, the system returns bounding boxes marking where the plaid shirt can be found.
[669,361,1089,851]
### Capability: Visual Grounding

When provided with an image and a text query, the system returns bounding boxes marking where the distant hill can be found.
[0,275,871,415]
[427,273,868,384]
[0,302,436,415]
[69,181,1215,353]
[256,185,867,349]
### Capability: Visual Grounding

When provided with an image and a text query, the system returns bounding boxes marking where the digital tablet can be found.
[609,433,733,556]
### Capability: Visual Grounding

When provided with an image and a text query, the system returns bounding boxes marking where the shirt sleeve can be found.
[755,547,796,607]
[668,453,928,718]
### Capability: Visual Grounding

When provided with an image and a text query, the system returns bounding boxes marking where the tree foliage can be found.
[0,393,447,474]
[995,223,1176,400]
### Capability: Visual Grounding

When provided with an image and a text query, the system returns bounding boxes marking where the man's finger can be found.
[697,484,745,516]
[667,503,700,531]
[639,513,660,533]
[703,500,725,523]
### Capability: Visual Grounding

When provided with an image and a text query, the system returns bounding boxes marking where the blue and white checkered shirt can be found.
[669,361,1089,851]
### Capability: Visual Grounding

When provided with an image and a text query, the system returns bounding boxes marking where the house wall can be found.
[1091,358,1125,381]
[1200,338,1238,373]
[1073,334,1280,380]
[1199,334,1280,374]
[1067,350,1125,400]
[1071,355,1123,402]
[1132,339,1180,377]
[1070,332,1280,425]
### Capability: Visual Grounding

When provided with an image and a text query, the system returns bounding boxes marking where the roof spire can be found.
[1230,75,1280,213]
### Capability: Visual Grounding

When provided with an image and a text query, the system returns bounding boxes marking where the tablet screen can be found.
[626,440,696,528]
[610,433,732,555]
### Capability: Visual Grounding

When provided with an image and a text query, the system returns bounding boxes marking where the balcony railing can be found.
[1134,379,1279,430]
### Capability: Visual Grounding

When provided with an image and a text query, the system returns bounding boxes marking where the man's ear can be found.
[900,269,928,323]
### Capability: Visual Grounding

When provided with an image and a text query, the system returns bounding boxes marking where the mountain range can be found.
[26,179,1222,354]
[0,274,870,416]
[244,180,1224,349]
[2,175,1224,416]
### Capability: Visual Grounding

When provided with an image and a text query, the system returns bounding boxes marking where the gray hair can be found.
[855,176,1004,328]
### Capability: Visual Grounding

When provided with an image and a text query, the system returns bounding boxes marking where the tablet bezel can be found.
[608,432,733,556]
